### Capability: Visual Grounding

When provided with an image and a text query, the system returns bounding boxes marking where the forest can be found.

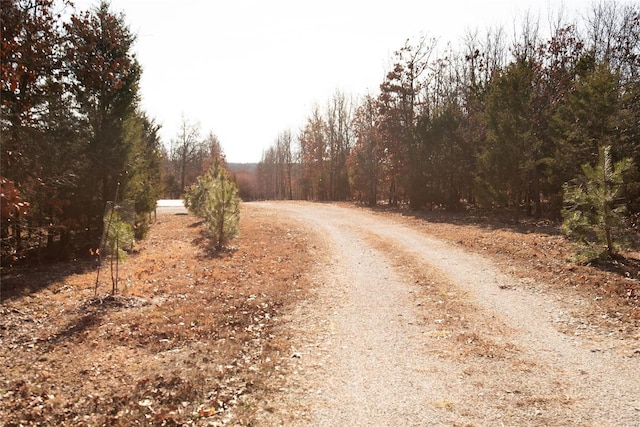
[1,0,229,262]
[2,0,640,264]
[255,2,639,224]
[2,0,163,261]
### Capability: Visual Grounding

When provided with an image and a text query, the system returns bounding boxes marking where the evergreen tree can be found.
[1,1,163,259]
[349,94,382,206]
[413,103,468,210]
[65,1,141,238]
[477,57,539,213]
[122,112,163,238]
[1,0,70,253]
[184,159,240,250]
[562,145,634,261]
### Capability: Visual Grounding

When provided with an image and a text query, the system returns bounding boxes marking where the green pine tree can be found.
[104,214,135,261]
[562,145,634,261]
[185,159,240,250]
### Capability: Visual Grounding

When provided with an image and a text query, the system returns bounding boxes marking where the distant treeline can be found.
[255,1,639,221]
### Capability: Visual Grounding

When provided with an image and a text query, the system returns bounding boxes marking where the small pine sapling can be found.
[562,145,634,261]
[185,159,240,250]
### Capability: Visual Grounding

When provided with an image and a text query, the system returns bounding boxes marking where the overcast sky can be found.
[72,0,592,163]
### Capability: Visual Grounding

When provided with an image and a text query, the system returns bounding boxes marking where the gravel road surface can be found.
[253,202,640,426]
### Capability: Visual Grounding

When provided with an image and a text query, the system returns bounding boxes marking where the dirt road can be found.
[1,201,637,425]
[251,202,640,426]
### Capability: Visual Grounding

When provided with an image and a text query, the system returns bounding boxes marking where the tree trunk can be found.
[533,168,542,219]
[14,222,22,253]
[287,164,293,200]
[603,198,614,256]
[180,159,186,194]
[47,228,55,248]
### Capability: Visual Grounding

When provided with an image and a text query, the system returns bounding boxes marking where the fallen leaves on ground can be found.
[1,203,638,425]
[0,205,315,426]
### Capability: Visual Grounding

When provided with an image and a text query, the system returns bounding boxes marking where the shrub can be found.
[185,160,240,250]
[562,145,634,261]
[104,213,135,261]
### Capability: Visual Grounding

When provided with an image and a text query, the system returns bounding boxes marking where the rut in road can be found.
[254,202,640,426]
[297,223,448,425]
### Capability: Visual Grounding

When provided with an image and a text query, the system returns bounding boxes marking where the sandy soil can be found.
[1,201,638,426]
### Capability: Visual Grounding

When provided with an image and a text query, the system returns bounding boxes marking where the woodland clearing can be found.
[1,201,639,426]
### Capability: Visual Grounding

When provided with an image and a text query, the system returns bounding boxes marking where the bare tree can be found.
[202,131,226,171]
[326,90,354,200]
[276,130,294,200]
[170,115,203,193]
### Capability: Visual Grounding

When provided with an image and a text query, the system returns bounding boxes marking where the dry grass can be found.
[0,204,315,426]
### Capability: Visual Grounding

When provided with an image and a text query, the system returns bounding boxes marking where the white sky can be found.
[72,0,592,163]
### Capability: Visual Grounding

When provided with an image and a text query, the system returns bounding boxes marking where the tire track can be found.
[255,202,640,426]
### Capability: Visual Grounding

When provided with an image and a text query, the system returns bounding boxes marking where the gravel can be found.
[255,202,640,426]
